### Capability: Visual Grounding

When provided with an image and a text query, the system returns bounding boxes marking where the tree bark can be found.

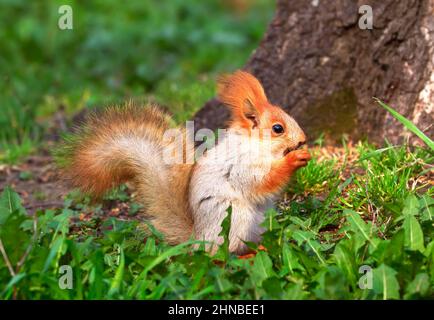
[193,0,434,145]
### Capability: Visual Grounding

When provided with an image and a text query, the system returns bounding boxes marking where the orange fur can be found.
[217,70,269,128]
[257,149,311,194]
[64,103,171,197]
[59,102,194,244]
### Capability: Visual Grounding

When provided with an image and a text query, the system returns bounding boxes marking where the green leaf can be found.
[143,241,196,274]
[333,241,357,286]
[289,216,311,230]
[284,282,308,299]
[345,210,377,249]
[280,243,303,275]
[143,237,156,256]
[108,245,125,297]
[404,273,430,298]
[214,206,232,261]
[375,98,434,150]
[42,236,65,272]
[263,208,281,231]
[68,240,84,299]
[403,215,425,252]
[0,207,31,265]
[292,230,325,264]
[210,268,233,293]
[262,276,283,298]
[291,230,315,245]
[313,266,349,299]
[88,250,104,299]
[373,264,400,300]
[424,241,434,283]
[129,239,200,298]
[420,195,434,221]
[0,186,26,226]
[402,194,420,217]
[251,251,275,285]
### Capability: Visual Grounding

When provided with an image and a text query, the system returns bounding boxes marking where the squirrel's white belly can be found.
[189,135,275,254]
[190,181,273,254]
[227,199,273,253]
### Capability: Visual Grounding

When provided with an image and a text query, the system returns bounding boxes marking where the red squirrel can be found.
[59,71,310,254]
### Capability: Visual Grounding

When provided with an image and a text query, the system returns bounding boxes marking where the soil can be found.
[0,148,68,213]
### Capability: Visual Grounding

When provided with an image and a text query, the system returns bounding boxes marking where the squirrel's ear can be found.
[217,70,268,129]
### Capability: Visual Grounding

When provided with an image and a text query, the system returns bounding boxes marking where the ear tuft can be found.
[217,70,268,126]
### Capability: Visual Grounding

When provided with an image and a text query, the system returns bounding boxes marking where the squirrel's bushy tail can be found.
[57,102,194,243]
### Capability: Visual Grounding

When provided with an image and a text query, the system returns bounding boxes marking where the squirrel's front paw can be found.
[286,149,311,168]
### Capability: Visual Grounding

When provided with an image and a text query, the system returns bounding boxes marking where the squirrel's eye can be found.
[272,124,284,135]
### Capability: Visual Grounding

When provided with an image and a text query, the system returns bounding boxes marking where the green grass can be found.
[0,141,432,299]
[0,0,273,164]
[376,99,434,151]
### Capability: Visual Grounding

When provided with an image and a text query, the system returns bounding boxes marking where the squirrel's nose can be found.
[296,140,306,150]
[283,138,307,156]
[295,130,307,149]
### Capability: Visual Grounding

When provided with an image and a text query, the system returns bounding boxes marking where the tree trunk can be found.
[193,0,434,145]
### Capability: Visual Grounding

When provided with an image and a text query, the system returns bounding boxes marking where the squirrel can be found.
[59,71,310,255]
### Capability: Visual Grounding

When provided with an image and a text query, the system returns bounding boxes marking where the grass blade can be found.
[108,245,125,297]
[375,98,434,150]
